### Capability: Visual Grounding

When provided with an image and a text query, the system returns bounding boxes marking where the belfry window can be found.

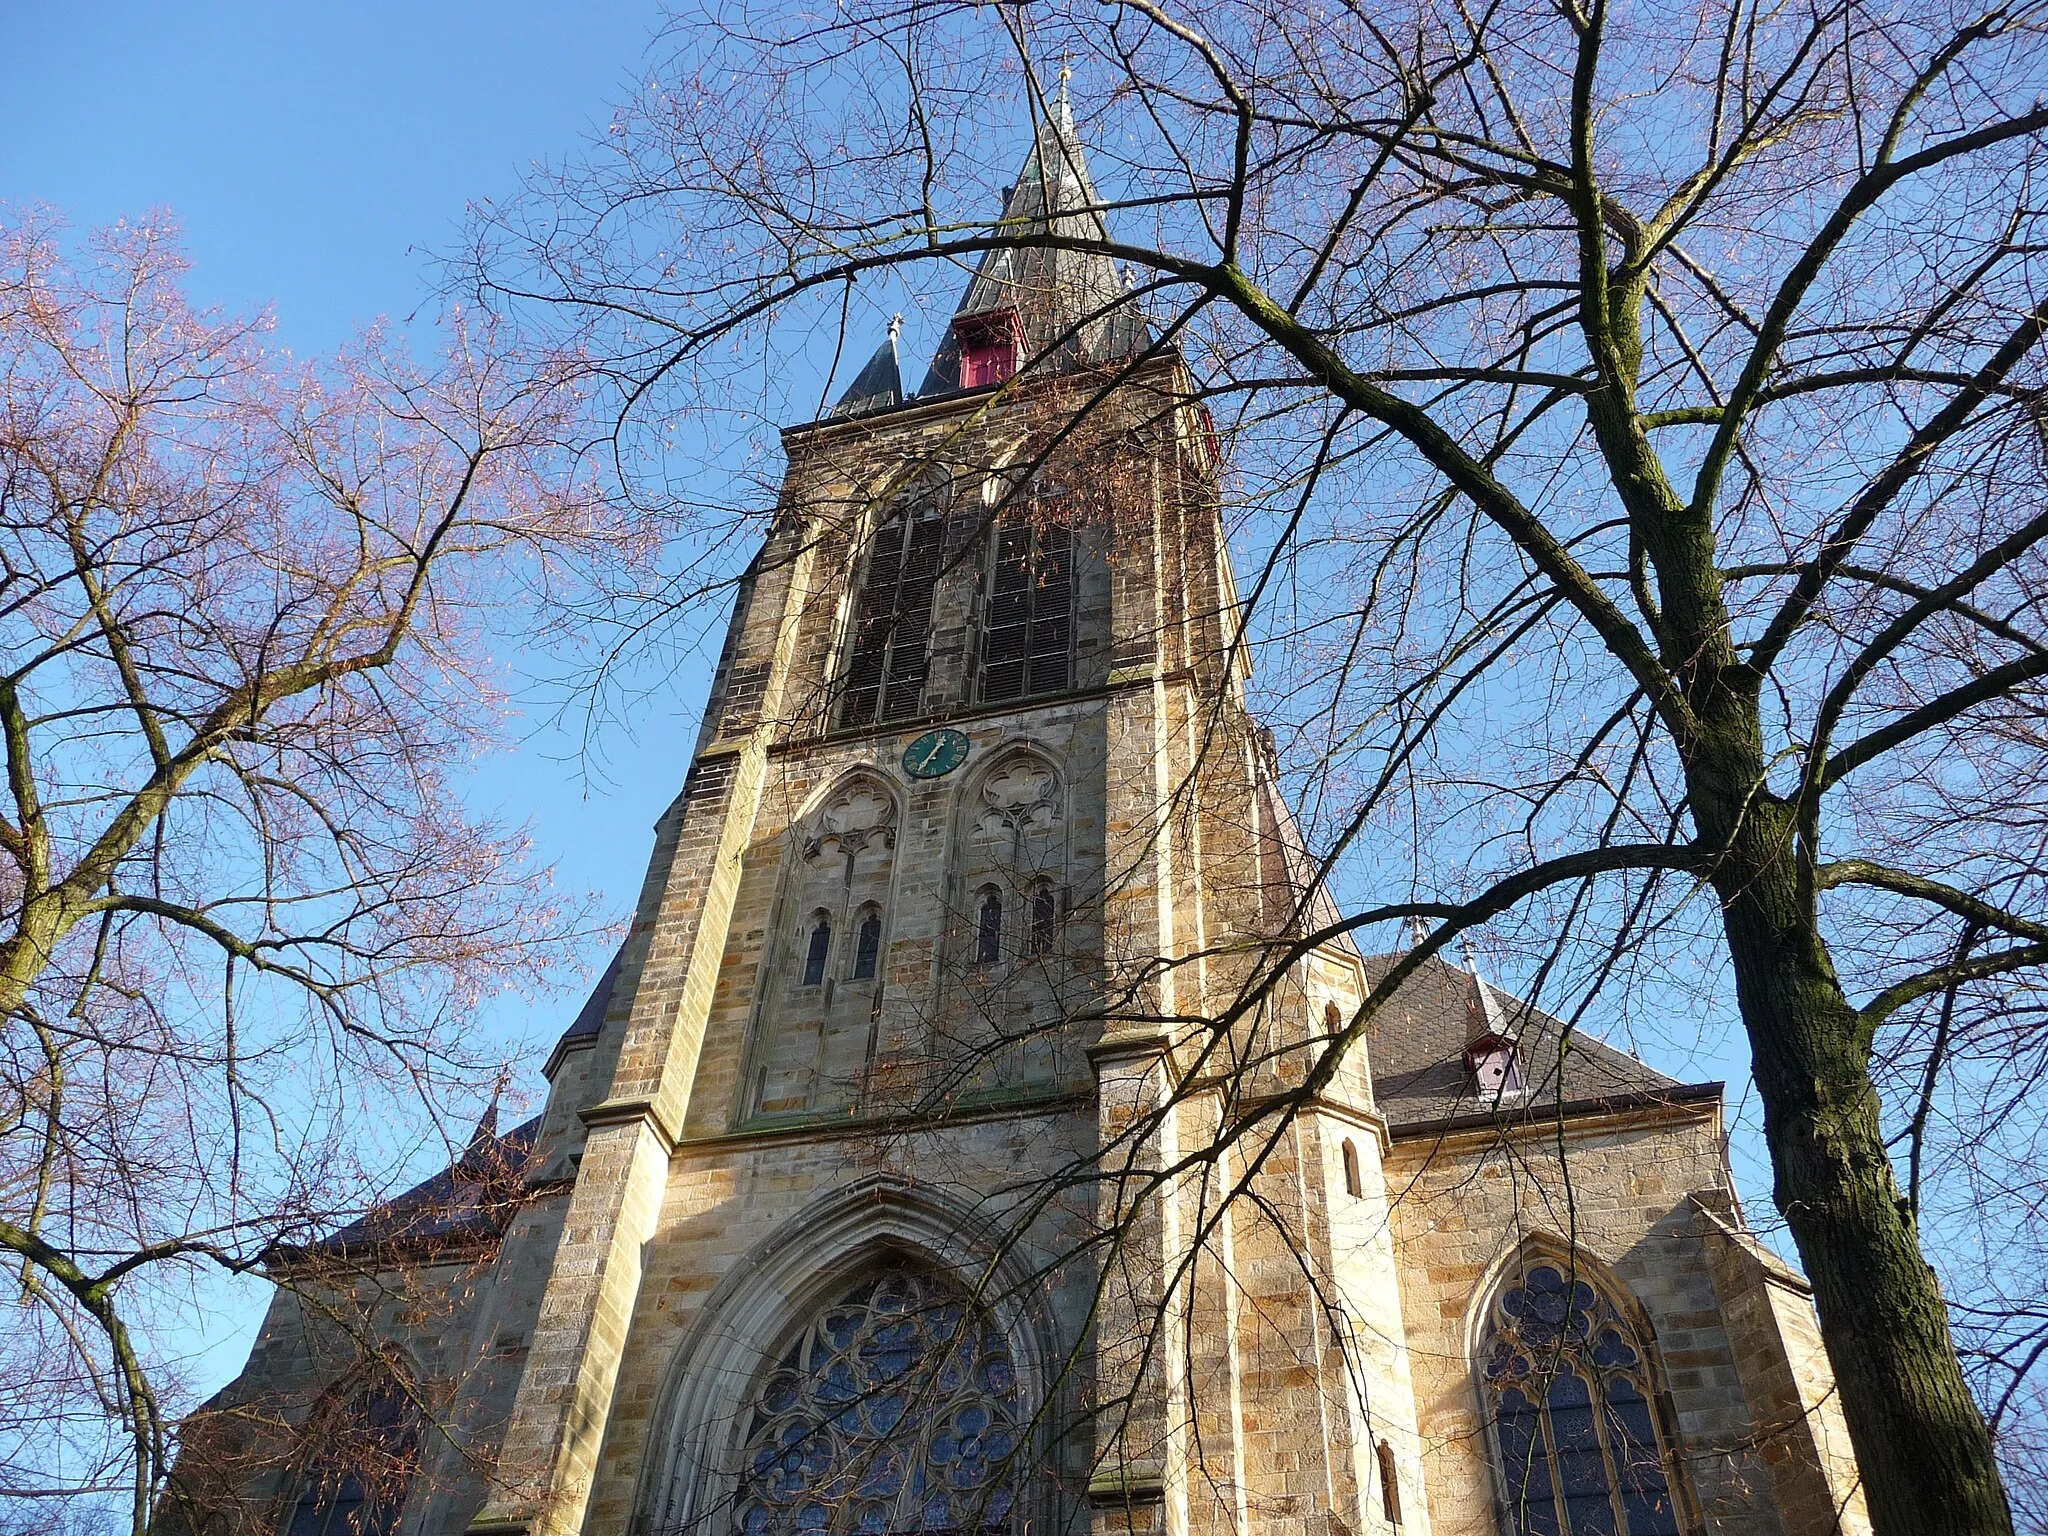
[853,910,883,981]
[1481,1263,1682,1536]
[842,494,949,728]
[802,917,832,987]
[976,890,1004,965]
[981,517,1073,704]
[731,1262,1022,1536]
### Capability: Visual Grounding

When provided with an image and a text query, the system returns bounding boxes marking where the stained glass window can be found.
[1481,1263,1682,1536]
[732,1264,1022,1536]
[804,918,833,987]
[1026,887,1057,957]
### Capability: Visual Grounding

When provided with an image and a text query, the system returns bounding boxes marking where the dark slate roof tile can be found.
[1360,952,1687,1128]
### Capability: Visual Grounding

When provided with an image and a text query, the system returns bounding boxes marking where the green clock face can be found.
[902,728,971,780]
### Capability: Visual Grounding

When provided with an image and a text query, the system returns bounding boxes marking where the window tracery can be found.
[732,1263,1021,1536]
[971,759,1060,845]
[1480,1262,1682,1536]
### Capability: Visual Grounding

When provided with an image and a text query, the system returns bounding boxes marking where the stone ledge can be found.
[1086,1460,1167,1505]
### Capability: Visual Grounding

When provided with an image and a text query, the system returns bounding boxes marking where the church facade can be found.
[184,110,1872,1536]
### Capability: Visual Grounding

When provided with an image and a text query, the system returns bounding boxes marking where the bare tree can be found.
[459,1,2048,1530]
[0,211,638,1534]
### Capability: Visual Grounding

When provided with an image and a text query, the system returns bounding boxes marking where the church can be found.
[179,103,1872,1536]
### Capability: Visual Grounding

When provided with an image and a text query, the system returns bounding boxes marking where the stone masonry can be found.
[187,105,1873,1536]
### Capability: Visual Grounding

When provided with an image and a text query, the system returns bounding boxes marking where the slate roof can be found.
[916,91,1150,397]
[1359,951,1707,1131]
[283,1113,545,1263]
[832,329,905,418]
[542,943,624,1076]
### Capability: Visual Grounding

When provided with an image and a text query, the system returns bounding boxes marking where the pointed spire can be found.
[464,1082,503,1164]
[831,321,904,418]
[917,87,1149,396]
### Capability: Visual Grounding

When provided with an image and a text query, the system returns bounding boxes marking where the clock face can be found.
[902,728,971,780]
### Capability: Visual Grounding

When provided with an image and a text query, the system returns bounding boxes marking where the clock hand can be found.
[920,737,944,768]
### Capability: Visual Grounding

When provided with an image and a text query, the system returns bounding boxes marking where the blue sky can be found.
[0,0,1786,1408]
[1,0,705,1395]
[1,3,714,1023]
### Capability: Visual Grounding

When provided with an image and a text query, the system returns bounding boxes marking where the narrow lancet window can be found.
[852,910,883,980]
[801,917,832,987]
[1376,1439,1402,1527]
[1028,885,1057,956]
[982,517,1073,703]
[842,494,949,727]
[976,890,1004,965]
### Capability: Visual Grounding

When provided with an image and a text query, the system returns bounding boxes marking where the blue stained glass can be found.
[1485,1265,1680,1536]
[1605,1380,1680,1536]
[734,1264,1021,1536]
[1592,1329,1638,1370]
[981,1353,1015,1395]
[1496,1388,1562,1536]
[1546,1374,1617,1536]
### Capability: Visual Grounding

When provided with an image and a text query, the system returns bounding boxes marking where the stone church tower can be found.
[188,107,1873,1536]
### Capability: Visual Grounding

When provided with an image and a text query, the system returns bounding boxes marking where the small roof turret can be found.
[831,316,905,418]
[918,83,1149,396]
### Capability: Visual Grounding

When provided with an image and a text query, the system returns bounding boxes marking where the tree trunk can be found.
[1699,782,2012,1533]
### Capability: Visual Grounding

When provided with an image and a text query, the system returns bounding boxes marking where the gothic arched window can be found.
[1480,1262,1683,1536]
[285,1382,421,1536]
[732,1262,1022,1536]
[853,910,884,981]
[803,917,833,987]
[981,514,1073,705]
[1026,886,1057,957]
[975,891,1003,966]
[842,495,950,728]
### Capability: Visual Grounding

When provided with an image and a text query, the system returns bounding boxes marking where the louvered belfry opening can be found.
[840,492,950,728]
[982,500,1074,705]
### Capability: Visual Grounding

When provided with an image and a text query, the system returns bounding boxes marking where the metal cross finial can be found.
[1461,936,1481,974]
[1407,914,1430,948]
[888,312,903,343]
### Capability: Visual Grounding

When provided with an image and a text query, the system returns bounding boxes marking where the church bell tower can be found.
[464,96,1416,1536]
